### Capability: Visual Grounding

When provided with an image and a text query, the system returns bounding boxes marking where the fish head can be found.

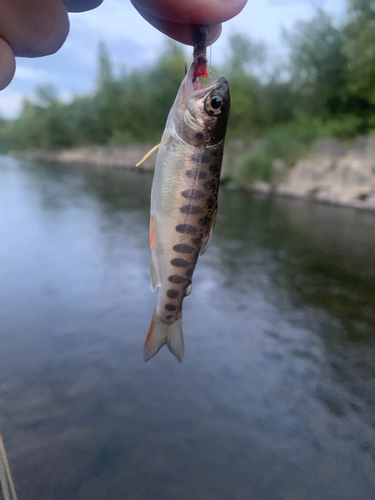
[173,63,230,146]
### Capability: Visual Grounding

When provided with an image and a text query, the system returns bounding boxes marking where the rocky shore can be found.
[280,137,375,210]
[11,137,375,212]
[248,137,375,211]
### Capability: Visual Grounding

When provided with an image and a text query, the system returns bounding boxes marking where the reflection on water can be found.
[0,156,374,500]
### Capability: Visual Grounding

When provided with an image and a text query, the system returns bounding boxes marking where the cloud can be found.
[0,90,25,119]
[15,66,53,82]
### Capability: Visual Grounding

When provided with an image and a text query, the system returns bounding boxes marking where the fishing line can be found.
[0,457,10,500]
[0,433,17,500]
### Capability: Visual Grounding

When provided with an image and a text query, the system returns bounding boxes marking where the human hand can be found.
[0,0,247,91]
[131,0,247,46]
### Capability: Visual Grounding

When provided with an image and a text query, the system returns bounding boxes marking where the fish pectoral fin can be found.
[185,283,192,296]
[199,207,217,256]
[136,137,172,166]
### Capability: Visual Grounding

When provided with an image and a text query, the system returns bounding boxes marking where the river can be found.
[0,155,374,500]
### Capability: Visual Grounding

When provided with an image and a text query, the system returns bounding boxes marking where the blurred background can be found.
[1,0,375,499]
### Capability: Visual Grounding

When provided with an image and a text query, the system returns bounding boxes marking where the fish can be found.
[141,61,230,362]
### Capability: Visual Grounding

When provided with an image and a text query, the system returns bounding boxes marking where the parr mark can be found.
[173,244,194,253]
[171,258,191,268]
[180,205,202,215]
[181,189,205,200]
[168,275,186,284]
[176,224,197,234]
[186,170,207,180]
[165,304,177,311]
[167,289,179,299]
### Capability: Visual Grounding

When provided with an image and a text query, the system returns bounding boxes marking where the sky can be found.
[0,0,346,119]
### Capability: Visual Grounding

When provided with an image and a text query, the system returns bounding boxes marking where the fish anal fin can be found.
[136,137,172,166]
[199,207,217,256]
[144,311,161,360]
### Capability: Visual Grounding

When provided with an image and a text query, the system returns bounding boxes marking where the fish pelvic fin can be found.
[144,308,184,363]
[136,137,172,167]
[150,259,159,291]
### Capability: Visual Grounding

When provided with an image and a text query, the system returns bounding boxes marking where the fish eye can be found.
[205,94,224,116]
[211,97,222,109]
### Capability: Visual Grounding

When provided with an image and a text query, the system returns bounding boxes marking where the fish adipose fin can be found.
[200,207,217,255]
[136,137,172,166]
[144,308,184,363]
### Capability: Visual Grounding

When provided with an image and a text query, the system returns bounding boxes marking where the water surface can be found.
[0,156,374,500]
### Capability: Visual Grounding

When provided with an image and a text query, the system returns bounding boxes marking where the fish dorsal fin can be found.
[199,207,217,256]
[136,137,172,166]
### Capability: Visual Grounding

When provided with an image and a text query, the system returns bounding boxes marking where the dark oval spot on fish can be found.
[196,133,204,140]
[166,314,173,320]
[168,275,186,284]
[180,204,203,215]
[186,170,207,180]
[171,258,191,268]
[191,153,210,163]
[176,223,197,234]
[182,189,205,200]
[209,164,221,176]
[165,304,177,311]
[192,237,202,246]
[173,244,194,253]
[206,197,216,209]
[204,180,217,191]
[167,289,179,299]
[199,215,211,226]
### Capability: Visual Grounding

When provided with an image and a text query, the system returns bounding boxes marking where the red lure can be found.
[193,62,209,79]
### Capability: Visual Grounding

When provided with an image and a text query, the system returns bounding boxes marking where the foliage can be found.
[284,9,347,116]
[343,0,375,104]
[238,118,323,183]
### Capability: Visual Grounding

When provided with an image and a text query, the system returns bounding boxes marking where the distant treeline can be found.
[1,0,375,181]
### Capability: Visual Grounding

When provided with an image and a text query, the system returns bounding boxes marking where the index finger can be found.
[131,0,247,45]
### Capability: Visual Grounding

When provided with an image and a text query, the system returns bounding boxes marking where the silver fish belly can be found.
[144,63,230,362]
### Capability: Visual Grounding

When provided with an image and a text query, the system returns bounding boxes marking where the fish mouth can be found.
[186,62,227,99]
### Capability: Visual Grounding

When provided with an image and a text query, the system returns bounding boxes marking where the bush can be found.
[237,117,324,183]
[241,148,274,182]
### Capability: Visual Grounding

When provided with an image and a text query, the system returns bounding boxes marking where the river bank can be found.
[10,136,375,212]
[273,137,375,211]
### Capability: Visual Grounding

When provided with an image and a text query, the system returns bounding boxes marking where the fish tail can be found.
[144,307,184,363]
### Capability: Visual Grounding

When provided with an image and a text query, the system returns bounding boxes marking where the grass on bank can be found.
[230,114,365,185]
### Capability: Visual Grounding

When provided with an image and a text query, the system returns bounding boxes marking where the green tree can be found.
[343,0,375,103]
[285,9,347,115]
[228,33,266,75]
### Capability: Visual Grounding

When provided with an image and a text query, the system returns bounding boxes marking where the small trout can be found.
[144,61,230,362]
